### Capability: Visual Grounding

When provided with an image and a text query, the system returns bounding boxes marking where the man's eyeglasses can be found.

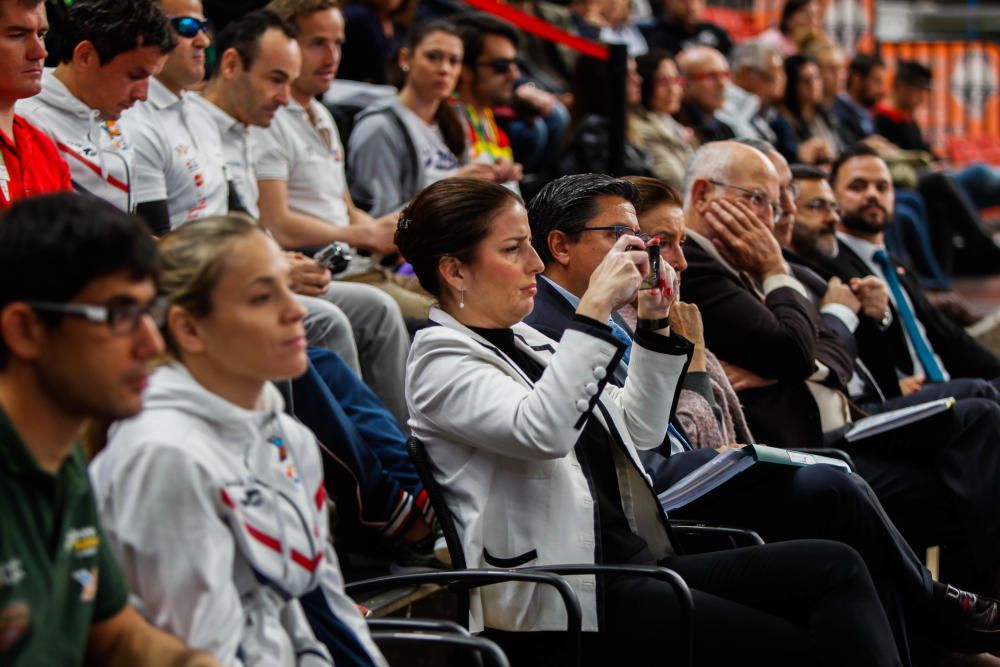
[579,226,654,244]
[27,297,168,336]
[476,58,517,75]
[798,198,842,216]
[709,179,782,224]
[170,16,210,39]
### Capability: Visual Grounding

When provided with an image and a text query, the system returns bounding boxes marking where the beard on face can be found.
[792,221,838,259]
[840,200,889,235]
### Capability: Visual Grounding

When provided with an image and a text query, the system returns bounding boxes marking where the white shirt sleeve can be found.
[820,303,860,333]
[127,115,170,204]
[253,123,292,182]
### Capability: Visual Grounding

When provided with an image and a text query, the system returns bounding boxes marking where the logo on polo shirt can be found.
[71,568,98,602]
[64,527,99,558]
[0,559,24,587]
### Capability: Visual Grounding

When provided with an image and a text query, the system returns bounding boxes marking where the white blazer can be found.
[406,308,689,633]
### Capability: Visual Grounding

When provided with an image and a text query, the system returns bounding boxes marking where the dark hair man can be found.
[128,0,232,234]
[18,0,176,212]
[524,171,1000,660]
[873,60,933,153]
[641,0,732,57]
[830,52,885,147]
[822,144,1000,384]
[187,9,298,219]
[453,13,524,188]
[0,193,218,666]
[0,0,71,208]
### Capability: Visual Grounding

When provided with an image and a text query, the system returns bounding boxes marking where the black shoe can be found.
[938,585,1000,653]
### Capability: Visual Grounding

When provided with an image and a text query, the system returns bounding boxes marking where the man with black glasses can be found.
[0,193,218,666]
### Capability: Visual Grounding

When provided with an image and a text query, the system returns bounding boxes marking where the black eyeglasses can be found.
[579,226,654,244]
[798,198,841,216]
[709,179,782,224]
[476,58,517,75]
[170,16,210,38]
[27,297,167,336]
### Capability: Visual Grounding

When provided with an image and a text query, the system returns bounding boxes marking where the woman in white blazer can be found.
[395,177,902,666]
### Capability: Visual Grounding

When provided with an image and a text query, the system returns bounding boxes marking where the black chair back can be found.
[407,436,470,624]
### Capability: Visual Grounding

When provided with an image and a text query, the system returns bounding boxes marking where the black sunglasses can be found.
[170,16,210,39]
[476,57,517,75]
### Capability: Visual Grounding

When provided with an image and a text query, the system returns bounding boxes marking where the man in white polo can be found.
[127,1,230,235]
[126,0,367,380]
[256,0,434,322]
[192,7,412,426]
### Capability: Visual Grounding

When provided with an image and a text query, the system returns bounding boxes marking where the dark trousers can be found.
[487,540,901,667]
[837,395,1000,597]
[657,453,933,666]
[917,172,1000,276]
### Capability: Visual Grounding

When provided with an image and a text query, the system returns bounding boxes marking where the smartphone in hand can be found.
[640,238,660,290]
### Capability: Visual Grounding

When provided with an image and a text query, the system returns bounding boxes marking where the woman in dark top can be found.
[779,54,843,163]
[396,176,901,666]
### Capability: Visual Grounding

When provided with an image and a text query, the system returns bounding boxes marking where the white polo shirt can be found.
[125,78,229,228]
[254,97,350,227]
[187,92,260,219]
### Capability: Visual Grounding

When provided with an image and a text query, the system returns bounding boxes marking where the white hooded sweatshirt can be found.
[17,68,136,212]
[90,364,386,667]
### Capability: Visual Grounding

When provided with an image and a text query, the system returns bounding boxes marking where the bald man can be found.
[673,45,735,146]
[680,141,1000,606]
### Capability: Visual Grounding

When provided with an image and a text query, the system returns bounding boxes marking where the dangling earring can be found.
[459,286,465,309]
[401,64,410,72]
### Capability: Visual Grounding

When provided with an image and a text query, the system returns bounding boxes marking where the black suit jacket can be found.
[525,277,632,385]
[783,249,901,403]
[680,238,850,447]
[818,239,1000,382]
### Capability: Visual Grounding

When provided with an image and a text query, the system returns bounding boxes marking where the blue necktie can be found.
[872,249,945,382]
[608,319,632,367]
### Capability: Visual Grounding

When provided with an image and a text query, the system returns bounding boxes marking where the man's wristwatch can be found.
[637,317,671,331]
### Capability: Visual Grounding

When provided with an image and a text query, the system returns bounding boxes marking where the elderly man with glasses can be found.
[680,141,1000,608]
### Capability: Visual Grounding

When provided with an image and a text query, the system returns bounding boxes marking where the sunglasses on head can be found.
[170,16,210,38]
[476,57,517,75]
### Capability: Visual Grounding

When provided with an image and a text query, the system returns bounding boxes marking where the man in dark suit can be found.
[678,141,1000,602]
[786,161,1000,409]
[818,144,1000,384]
[522,171,1000,661]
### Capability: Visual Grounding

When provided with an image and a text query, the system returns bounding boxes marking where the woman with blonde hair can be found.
[90,215,386,667]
